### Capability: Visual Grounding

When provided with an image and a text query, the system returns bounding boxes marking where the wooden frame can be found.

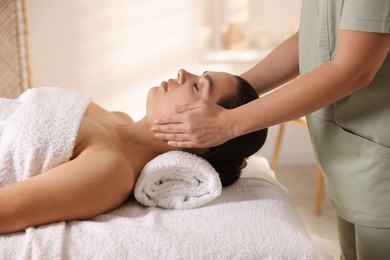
[0,0,33,98]
[271,118,324,215]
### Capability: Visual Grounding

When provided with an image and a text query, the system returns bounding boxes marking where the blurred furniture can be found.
[0,0,33,98]
[271,117,324,215]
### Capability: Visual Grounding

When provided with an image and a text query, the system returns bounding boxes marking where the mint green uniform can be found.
[299,0,390,258]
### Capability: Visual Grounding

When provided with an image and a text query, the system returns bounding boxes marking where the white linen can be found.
[134,151,222,209]
[0,87,91,187]
[0,156,333,260]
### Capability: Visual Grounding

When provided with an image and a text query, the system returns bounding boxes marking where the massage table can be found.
[0,156,333,259]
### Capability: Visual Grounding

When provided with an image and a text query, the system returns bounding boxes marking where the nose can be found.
[176,69,196,85]
[176,69,186,85]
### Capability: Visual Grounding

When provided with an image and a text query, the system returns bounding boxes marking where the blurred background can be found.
[27,0,312,166]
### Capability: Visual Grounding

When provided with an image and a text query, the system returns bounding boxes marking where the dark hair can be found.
[201,76,268,187]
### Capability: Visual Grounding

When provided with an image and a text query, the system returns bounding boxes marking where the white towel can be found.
[134,151,222,209]
[0,87,92,187]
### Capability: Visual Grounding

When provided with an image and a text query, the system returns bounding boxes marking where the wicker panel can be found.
[0,0,30,98]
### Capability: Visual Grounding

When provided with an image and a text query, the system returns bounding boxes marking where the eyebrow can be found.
[202,71,213,91]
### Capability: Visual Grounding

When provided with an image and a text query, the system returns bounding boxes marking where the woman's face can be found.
[147,69,238,117]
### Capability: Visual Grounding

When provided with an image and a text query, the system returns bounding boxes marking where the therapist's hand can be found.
[151,100,234,148]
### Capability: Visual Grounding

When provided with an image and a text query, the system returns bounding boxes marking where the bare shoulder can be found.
[85,102,134,124]
[72,102,134,159]
[75,144,137,199]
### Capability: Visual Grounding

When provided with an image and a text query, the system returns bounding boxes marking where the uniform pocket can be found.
[332,122,390,160]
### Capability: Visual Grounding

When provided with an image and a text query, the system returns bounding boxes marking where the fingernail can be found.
[150,127,156,131]
[167,141,177,147]
[153,120,159,124]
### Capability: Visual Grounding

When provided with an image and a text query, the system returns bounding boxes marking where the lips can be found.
[161,81,168,92]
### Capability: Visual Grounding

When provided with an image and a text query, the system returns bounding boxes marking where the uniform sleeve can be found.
[340,0,390,33]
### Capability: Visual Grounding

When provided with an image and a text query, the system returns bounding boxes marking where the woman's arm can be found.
[241,31,300,95]
[0,148,133,234]
[153,30,389,148]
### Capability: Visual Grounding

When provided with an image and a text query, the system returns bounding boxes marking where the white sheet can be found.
[0,156,333,260]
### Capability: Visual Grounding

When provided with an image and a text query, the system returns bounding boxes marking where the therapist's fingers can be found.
[154,132,184,142]
[174,103,190,113]
[151,121,184,134]
[154,133,197,148]
[154,100,209,125]
[154,129,226,148]
[174,100,206,113]
[167,140,198,148]
[152,105,190,125]
[153,115,182,126]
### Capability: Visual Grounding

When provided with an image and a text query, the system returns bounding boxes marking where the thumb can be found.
[175,103,190,113]
[175,100,208,113]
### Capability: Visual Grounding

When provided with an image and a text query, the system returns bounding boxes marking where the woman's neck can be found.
[124,117,179,162]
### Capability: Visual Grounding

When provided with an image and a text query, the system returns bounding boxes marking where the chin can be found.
[145,88,158,112]
[145,88,177,118]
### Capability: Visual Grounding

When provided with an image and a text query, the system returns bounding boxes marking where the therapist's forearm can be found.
[241,31,300,95]
[231,62,363,137]
[230,31,389,138]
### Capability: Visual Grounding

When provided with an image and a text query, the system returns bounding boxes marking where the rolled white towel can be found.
[134,151,222,209]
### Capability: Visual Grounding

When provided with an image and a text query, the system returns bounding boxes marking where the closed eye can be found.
[193,83,199,92]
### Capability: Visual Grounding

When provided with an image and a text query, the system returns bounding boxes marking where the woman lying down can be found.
[0,69,267,234]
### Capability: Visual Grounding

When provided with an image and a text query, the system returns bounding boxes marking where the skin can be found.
[0,69,237,234]
[152,30,390,148]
